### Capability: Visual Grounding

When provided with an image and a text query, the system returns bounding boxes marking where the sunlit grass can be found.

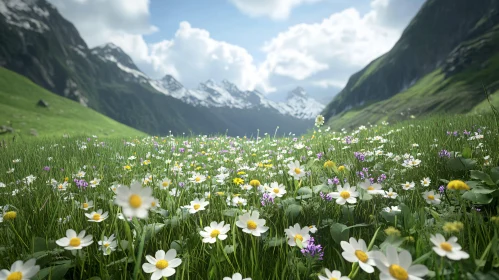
[0,113,498,279]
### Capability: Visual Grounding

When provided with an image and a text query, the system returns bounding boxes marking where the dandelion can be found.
[3,211,17,222]
[236,210,269,236]
[287,160,306,180]
[199,221,230,243]
[328,184,359,205]
[324,160,335,168]
[384,226,401,237]
[249,179,261,187]
[430,234,469,260]
[98,234,117,255]
[114,181,154,219]
[341,237,376,273]
[447,180,470,191]
[373,245,428,280]
[0,258,40,280]
[183,198,209,214]
[423,191,441,205]
[233,178,244,185]
[142,249,182,280]
[284,223,311,247]
[84,209,109,223]
[317,269,350,280]
[443,221,464,233]
[56,229,93,250]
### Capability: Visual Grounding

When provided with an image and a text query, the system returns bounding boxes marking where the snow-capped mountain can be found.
[150,75,324,119]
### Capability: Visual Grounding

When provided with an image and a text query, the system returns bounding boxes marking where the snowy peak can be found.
[159,75,184,92]
[92,43,138,71]
[287,86,307,100]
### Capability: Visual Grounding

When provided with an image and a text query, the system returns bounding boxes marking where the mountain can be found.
[322,0,499,129]
[0,67,146,138]
[0,0,316,136]
[150,76,324,119]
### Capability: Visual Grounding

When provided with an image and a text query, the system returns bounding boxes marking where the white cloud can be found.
[146,22,268,91]
[228,0,322,20]
[259,0,425,90]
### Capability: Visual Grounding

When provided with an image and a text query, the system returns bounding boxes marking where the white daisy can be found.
[142,249,182,280]
[0,258,40,280]
[266,182,287,198]
[341,237,376,273]
[372,245,428,280]
[284,223,311,247]
[114,181,154,219]
[183,198,209,214]
[401,181,415,190]
[56,229,93,250]
[420,177,431,187]
[329,184,359,205]
[358,179,384,195]
[223,273,252,280]
[236,210,269,236]
[199,221,230,243]
[317,269,350,280]
[430,234,469,260]
[287,160,306,181]
[423,191,441,205]
[98,234,117,255]
[84,209,109,223]
[383,188,398,199]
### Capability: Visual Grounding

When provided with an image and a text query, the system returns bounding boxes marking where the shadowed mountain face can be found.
[0,0,321,136]
[322,0,499,129]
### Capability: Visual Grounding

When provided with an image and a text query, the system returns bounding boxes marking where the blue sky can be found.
[49,0,425,102]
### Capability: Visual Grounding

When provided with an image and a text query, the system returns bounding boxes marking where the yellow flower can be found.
[123,165,132,171]
[338,165,346,172]
[443,221,464,233]
[264,164,273,168]
[233,178,244,185]
[3,211,17,221]
[447,180,470,191]
[237,171,246,175]
[324,160,335,168]
[64,177,69,182]
[249,180,261,187]
[384,226,400,237]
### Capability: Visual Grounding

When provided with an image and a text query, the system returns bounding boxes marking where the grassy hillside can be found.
[0,67,147,139]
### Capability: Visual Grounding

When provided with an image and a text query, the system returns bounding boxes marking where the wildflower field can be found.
[1,114,499,280]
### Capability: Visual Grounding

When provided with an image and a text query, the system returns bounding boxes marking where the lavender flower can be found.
[74,179,88,188]
[316,152,324,160]
[438,185,445,193]
[300,237,324,260]
[377,174,387,183]
[319,192,333,201]
[261,192,275,206]
[178,182,185,188]
[43,166,50,171]
[354,152,365,162]
[438,149,451,158]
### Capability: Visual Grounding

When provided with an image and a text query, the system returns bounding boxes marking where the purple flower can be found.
[179,148,185,153]
[261,192,275,206]
[377,174,387,183]
[438,149,451,158]
[293,138,298,142]
[178,182,185,188]
[463,130,471,136]
[438,185,445,193]
[316,152,324,160]
[74,179,88,188]
[354,152,365,162]
[332,177,340,185]
[43,166,50,171]
[301,237,324,260]
[319,192,333,201]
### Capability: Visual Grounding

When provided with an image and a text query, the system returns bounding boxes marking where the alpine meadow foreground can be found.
[0,114,499,280]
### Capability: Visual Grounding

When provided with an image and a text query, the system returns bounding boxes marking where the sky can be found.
[48,0,426,102]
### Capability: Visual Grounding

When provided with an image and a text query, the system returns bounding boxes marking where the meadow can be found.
[0,113,498,280]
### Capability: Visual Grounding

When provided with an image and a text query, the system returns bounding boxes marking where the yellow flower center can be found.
[427,195,435,200]
[162,182,169,187]
[104,243,110,248]
[193,204,201,210]
[3,211,17,221]
[92,213,101,221]
[273,188,280,194]
[58,184,64,189]
[155,259,169,270]
[247,220,257,230]
[210,229,221,238]
[294,168,301,174]
[440,242,452,252]
[82,203,89,208]
[294,234,304,242]
[129,194,142,208]
[69,237,81,247]
[388,264,409,280]
[367,186,374,190]
[195,177,201,182]
[340,191,350,199]
[151,201,156,207]
[329,278,337,280]
[355,250,369,263]
[7,272,22,280]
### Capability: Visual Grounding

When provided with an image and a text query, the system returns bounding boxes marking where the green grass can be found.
[0,67,147,139]
[0,113,498,279]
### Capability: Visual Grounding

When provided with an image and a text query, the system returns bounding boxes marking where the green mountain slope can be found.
[322,0,499,129]
[0,67,147,138]
[0,0,312,136]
